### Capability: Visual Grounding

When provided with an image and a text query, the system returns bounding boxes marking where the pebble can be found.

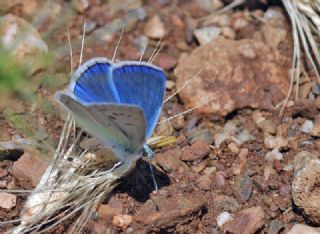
[134,194,205,231]
[232,18,248,30]
[257,119,277,135]
[232,148,248,175]
[10,149,48,188]
[156,54,177,70]
[85,20,96,34]
[72,0,89,13]
[287,224,320,234]
[0,192,16,210]
[216,212,233,227]
[214,132,230,147]
[267,219,284,234]
[224,206,265,234]
[221,27,236,39]
[214,171,226,187]
[264,135,288,149]
[261,24,287,49]
[165,80,175,90]
[203,166,216,175]
[144,14,166,39]
[215,195,240,212]
[311,115,320,136]
[194,26,221,45]
[112,214,132,230]
[188,128,213,145]
[155,149,183,173]
[228,142,239,154]
[98,203,122,220]
[292,151,320,224]
[0,168,8,178]
[0,14,48,74]
[299,82,313,99]
[301,119,314,134]
[197,174,213,191]
[181,141,210,161]
[312,83,320,95]
[0,180,6,188]
[232,175,253,203]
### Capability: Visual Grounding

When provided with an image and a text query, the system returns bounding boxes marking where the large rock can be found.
[292,151,320,224]
[0,14,48,74]
[10,149,48,189]
[287,224,320,234]
[174,38,290,117]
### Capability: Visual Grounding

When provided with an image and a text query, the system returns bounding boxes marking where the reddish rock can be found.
[0,192,16,210]
[98,203,122,220]
[181,141,210,161]
[112,214,132,230]
[155,54,178,70]
[10,150,48,188]
[224,206,265,234]
[290,99,318,119]
[134,194,206,231]
[197,174,213,191]
[174,38,290,117]
[155,148,183,173]
[0,168,8,178]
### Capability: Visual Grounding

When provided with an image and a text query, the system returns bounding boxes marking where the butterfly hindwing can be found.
[113,61,166,139]
[56,92,146,155]
[71,58,120,103]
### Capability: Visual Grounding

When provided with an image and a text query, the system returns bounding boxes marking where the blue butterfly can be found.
[56,57,166,161]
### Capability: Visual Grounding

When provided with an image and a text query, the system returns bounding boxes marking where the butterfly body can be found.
[56,57,166,161]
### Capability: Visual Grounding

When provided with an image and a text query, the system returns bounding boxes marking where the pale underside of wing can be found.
[56,92,146,157]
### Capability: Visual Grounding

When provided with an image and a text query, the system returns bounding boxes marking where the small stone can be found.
[237,130,255,143]
[261,24,287,49]
[203,166,216,175]
[232,175,253,203]
[144,15,165,39]
[279,184,290,196]
[292,151,320,224]
[112,214,132,230]
[194,26,221,45]
[214,171,226,187]
[0,180,6,188]
[301,120,314,134]
[299,82,313,99]
[91,220,108,234]
[232,148,248,175]
[214,132,230,147]
[267,220,284,234]
[221,27,236,39]
[155,150,183,173]
[134,194,205,230]
[215,195,240,212]
[0,168,8,178]
[216,212,233,227]
[85,20,96,34]
[191,161,207,173]
[188,128,213,145]
[10,149,48,188]
[290,99,318,119]
[257,119,277,135]
[312,83,320,95]
[181,141,210,161]
[156,54,177,70]
[0,192,16,210]
[98,203,122,220]
[287,224,320,234]
[72,0,89,13]
[232,18,248,30]
[228,142,239,154]
[197,174,212,191]
[311,115,320,136]
[224,206,265,234]
[165,80,175,90]
[264,135,288,149]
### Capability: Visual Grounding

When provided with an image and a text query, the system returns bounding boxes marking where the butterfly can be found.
[56,57,166,161]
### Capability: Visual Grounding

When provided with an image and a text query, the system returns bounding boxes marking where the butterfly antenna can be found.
[66,25,73,75]
[150,41,165,64]
[112,26,125,62]
[164,69,203,103]
[79,18,86,68]
[148,39,161,63]
[158,92,229,125]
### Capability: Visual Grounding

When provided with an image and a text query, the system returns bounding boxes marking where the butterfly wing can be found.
[56,91,146,156]
[112,61,166,139]
[70,58,120,103]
